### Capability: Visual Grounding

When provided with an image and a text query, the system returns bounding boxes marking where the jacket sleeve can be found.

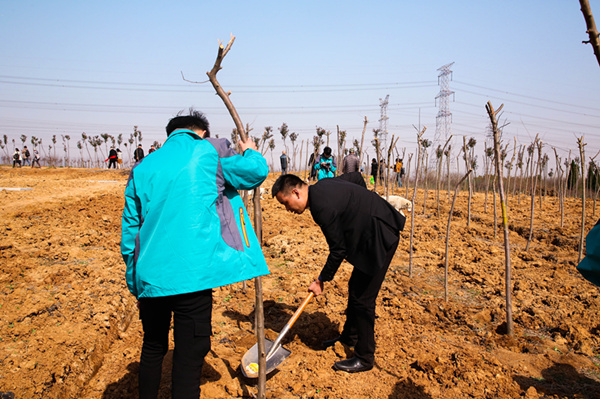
[221,148,269,190]
[121,174,141,297]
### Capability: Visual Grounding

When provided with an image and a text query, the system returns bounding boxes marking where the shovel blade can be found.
[241,339,292,378]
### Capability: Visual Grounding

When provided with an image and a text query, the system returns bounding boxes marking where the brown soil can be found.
[1,167,599,399]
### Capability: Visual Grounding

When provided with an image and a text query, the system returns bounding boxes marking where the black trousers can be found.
[340,240,398,366]
[138,290,212,399]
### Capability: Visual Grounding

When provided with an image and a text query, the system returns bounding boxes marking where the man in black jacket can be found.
[134,144,145,163]
[272,174,405,373]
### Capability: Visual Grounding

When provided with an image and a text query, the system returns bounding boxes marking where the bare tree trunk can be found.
[409,127,426,277]
[437,136,452,217]
[493,174,498,239]
[506,137,517,208]
[579,0,600,67]
[446,148,452,202]
[463,136,472,227]
[374,138,381,192]
[577,136,587,263]
[304,140,310,181]
[385,135,398,200]
[553,148,565,228]
[525,136,541,252]
[358,117,367,169]
[486,101,513,337]
[445,169,472,302]
[406,153,413,198]
[205,36,267,395]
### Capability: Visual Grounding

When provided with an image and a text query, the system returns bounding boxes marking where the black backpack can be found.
[13,153,19,161]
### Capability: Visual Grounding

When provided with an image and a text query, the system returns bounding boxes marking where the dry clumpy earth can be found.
[1,167,599,399]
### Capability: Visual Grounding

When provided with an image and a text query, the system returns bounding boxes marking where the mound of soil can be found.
[1,167,599,398]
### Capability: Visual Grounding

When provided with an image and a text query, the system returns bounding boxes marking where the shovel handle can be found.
[286,291,314,329]
[266,291,314,359]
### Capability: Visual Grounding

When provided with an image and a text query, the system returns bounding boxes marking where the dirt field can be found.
[1,167,599,399]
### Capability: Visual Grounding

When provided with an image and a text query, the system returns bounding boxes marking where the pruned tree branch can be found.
[580,0,600,67]
[206,35,248,141]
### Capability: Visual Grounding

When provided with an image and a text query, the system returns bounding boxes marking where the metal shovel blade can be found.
[241,338,291,378]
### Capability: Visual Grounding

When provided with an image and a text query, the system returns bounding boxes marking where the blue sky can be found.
[1,1,599,171]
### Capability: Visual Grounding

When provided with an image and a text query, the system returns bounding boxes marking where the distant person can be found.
[134,144,144,163]
[370,158,378,184]
[280,150,289,175]
[272,174,405,373]
[12,148,21,168]
[314,146,336,180]
[148,144,156,154]
[342,148,360,174]
[107,147,118,169]
[121,109,269,398]
[308,152,317,182]
[22,146,31,166]
[116,148,123,169]
[31,149,41,168]
[394,158,404,188]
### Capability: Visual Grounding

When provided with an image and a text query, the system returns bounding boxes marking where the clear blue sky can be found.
[1,0,599,171]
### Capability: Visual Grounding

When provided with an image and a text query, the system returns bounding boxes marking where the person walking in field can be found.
[22,146,31,166]
[107,146,118,169]
[272,174,405,373]
[134,144,144,163]
[341,148,360,174]
[394,158,404,188]
[116,148,123,169]
[121,109,270,398]
[31,149,41,168]
[370,158,378,185]
[12,148,21,168]
[280,150,289,175]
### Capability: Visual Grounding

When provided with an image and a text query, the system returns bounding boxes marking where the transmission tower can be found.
[435,62,455,143]
[378,94,389,151]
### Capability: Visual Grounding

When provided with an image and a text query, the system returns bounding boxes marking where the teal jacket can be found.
[314,154,337,180]
[121,129,269,299]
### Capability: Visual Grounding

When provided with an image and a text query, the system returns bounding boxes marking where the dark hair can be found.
[272,174,306,198]
[166,108,211,137]
[323,146,332,156]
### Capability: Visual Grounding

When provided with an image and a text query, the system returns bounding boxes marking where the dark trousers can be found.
[340,241,398,366]
[138,290,212,399]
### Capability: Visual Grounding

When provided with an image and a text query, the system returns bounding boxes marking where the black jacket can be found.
[308,178,405,281]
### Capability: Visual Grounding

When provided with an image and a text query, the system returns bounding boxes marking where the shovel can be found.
[241,291,314,378]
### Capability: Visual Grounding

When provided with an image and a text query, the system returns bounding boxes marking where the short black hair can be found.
[166,108,211,137]
[323,146,332,156]
[272,174,306,198]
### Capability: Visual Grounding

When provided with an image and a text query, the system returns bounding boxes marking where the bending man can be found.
[272,174,405,373]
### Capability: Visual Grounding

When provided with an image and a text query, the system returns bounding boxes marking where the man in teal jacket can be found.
[314,146,337,180]
[121,109,269,399]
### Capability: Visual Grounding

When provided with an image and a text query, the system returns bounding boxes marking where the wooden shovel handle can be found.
[285,291,314,330]
[265,291,314,360]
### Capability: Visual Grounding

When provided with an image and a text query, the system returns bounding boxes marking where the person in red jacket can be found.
[272,174,405,373]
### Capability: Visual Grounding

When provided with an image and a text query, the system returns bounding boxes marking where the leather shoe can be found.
[333,357,373,373]
[322,336,355,349]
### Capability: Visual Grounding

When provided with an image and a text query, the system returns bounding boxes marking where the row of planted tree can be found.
[2,121,598,214]
[0,127,164,169]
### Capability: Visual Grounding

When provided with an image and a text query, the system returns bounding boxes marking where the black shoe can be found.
[322,336,355,349]
[333,357,373,373]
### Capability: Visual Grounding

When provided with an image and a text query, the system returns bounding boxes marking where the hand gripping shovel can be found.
[241,292,314,378]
